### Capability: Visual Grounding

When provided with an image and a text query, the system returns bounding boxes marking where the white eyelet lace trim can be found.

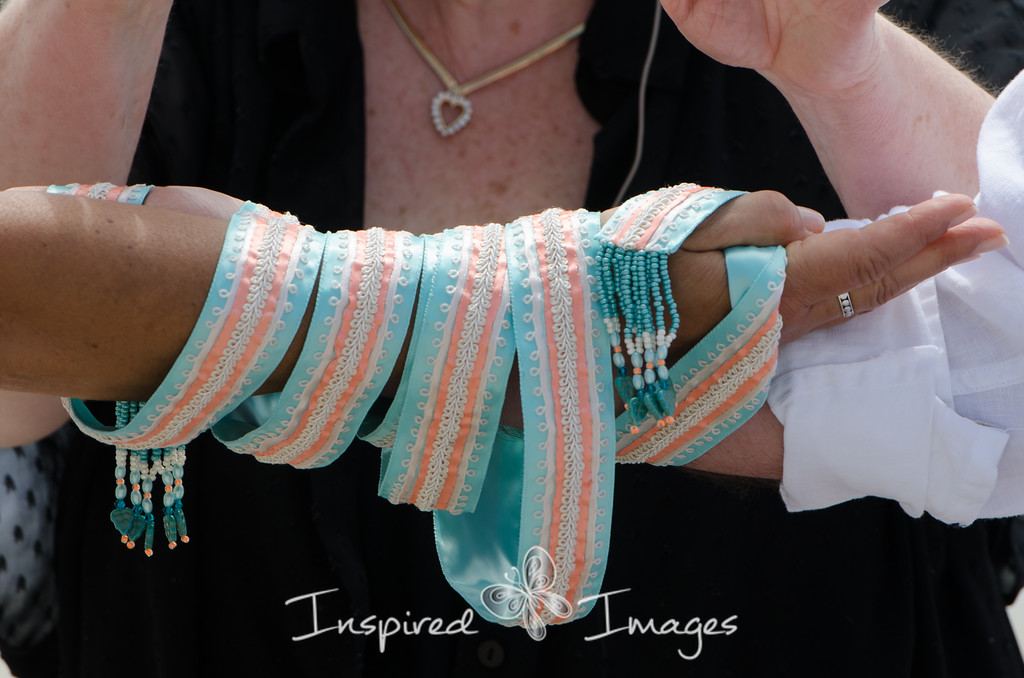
[259,228,389,466]
[538,209,586,608]
[618,314,781,464]
[414,223,505,510]
[121,209,290,449]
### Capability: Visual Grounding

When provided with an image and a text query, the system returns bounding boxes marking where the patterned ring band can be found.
[838,291,855,318]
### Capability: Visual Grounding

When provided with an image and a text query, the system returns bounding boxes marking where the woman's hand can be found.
[659,191,1006,353]
[659,1,995,218]
[660,190,824,354]
[659,191,1005,481]
[658,0,886,95]
[780,194,1006,342]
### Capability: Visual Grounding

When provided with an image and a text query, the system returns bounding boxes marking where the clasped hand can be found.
[656,190,1005,351]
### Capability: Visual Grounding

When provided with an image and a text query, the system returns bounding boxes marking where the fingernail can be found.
[798,207,825,234]
[970,233,1010,257]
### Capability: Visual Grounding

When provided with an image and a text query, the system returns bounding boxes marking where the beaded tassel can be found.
[596,244,677,434]
[108,401,188,555]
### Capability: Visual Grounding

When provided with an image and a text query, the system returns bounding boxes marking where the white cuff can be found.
[772,346,1008,525]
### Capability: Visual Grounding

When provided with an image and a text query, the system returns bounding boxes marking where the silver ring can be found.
[837,292,855,318]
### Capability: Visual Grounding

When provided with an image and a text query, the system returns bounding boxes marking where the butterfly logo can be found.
[480,545,574,641]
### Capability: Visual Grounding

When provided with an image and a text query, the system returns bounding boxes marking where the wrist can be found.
[758,13,892,106]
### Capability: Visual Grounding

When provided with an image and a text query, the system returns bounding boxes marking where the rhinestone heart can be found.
[431,91,473,137]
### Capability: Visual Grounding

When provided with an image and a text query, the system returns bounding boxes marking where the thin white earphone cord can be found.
[612,2,663,206]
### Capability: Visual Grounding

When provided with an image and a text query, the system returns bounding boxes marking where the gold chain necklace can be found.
[384,0,585,137]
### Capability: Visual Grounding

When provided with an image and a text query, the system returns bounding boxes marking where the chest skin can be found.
[357,0,599,234]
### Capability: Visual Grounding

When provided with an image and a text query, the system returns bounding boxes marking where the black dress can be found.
[35,1,1024,676]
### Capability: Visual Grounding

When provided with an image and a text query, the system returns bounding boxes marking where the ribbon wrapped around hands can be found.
[55,182,785,636]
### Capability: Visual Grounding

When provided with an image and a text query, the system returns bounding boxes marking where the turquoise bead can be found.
[163,493,175,508]
[612,352,625,368]
[629,400,647,427]
[129,469,141,485]
[141,478,153,493]
[657,384,676,414]
[657,365,669,381]
[161,471,174,486]
[632,374,644,390]
[626,403,643,430]
[109,507,134,535]
[644,369,655,385]
[173,484,185,500]
[142,497,153,514]
[172,465,184,480]
[114,485,127,500]
[174,507,188,539]
[653,390,669,418]
[114,465,126,479]
[127,513,146,541]
[642,391,660,419]
[143,520,155,553]
[615,376,635,404]
[130,490,142,505]
[163,514,178,543]
[631,352,643,368]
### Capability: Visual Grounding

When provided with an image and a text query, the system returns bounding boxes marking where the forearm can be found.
[685,406,784,480]
[0,191,228,400]
[764,16,994,218]
[0,0,172,188]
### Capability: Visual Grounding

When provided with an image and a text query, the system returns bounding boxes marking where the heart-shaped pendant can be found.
[431,91,473,137]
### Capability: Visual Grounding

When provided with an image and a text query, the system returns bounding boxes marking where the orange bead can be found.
[168,541,177,550]
[116,478,125,485]
[144,549,153,557]
[120,535,128,544]
[646,363,654,369]
[132,484,140,491]
[143,493,151,499]
[126,541,135,550]
[174,479,182,486]
[633,368,641,375]
[181,536,190,544]
[165,485,173,493]
[666,416,675,425]
[613,346,622,353]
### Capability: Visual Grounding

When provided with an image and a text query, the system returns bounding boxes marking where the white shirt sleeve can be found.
[770,68,1024,525]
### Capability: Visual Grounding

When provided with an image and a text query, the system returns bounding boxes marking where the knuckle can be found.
[756,190,795,219]
[848,232,897,286]
[850,252,890,288]
[868,276,904,309]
